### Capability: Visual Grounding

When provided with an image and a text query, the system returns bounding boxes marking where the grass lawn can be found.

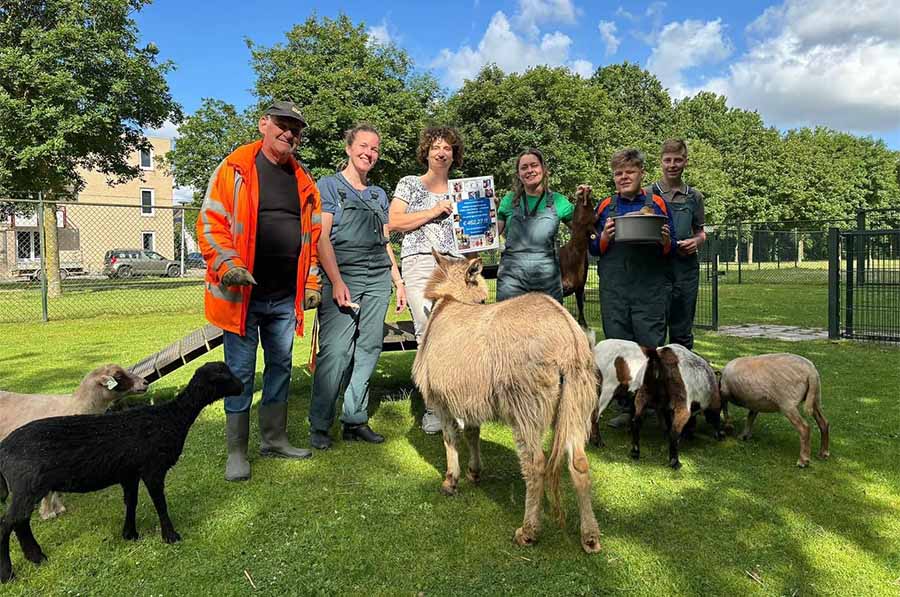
[1,307,898,596]
[718,284,829,329]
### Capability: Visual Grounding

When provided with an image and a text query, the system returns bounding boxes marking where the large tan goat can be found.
[412,251,601,553]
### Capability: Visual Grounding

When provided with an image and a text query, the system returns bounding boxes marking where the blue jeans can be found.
[222,294,296,414]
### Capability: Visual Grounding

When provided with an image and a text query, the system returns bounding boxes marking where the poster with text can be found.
[448,175,499,254]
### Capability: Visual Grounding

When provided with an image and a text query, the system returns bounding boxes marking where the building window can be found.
[16,231,40,260]
[140,147,153,170]
[142,231,155,251]
[141,189,154,215]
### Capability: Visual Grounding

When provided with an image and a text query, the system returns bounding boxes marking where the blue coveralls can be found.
[309,173,392,431]
[497,192,564,302]
[589,191,676,346]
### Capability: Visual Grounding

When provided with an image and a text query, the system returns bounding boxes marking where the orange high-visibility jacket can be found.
[197,140,321,336]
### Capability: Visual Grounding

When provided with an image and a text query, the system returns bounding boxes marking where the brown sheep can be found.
[0,364,148,519]
[412,250,601,553]
[719,353,829,467]
[559,185,598,328]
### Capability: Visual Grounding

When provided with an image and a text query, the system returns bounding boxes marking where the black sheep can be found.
[0,362,242,583]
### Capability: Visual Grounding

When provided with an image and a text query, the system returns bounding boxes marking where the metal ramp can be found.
[129,320,419,383]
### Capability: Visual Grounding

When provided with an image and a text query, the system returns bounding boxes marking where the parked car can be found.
[184,252,205,269]
[103,249,182,279]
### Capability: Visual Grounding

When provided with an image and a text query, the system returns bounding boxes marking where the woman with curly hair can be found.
[388,126,464,434]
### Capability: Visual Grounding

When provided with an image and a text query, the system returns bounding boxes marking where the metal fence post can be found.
[827,227,840,339]
[737,220,743,284]
[36,191,49,322]
[845,232,855,338]
[711,236,719,330]
[856,209,865,286]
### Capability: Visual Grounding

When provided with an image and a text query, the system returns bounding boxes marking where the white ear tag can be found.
[106,378,118,390]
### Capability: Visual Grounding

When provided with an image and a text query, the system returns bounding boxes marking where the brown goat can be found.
[412,250,601,553]
[559,185,597,327]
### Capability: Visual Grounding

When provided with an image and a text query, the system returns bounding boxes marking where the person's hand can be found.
[576,184,592,200]
[431,200,453,220]
[678,237,699,256]
[303,289,322,310]
[331,279,352,308]
[221,267,256,287]
[660,224,671,248]
[395,283,408,312]
[601,217,615,242]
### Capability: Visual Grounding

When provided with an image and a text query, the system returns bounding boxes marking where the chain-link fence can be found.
[1,197,203,323]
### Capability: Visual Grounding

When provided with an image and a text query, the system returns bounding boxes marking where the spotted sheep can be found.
[631,344,726,469]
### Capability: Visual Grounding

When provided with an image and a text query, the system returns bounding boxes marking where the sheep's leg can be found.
[782,407,812,468]
[703,407,727,440]
[812,401,830,459]
[629,390,649,460]
[440,417,462,496]
[13,520,46,565]
[682,414,697,439]
[1,495,35,583]
[512,429,544,548]
[739,411,758,441]
[0,517,14,583]
[121,474,140,541]
[567,444,601,553]
[589,404,603,447]
[464,425,482,483]
[142,472,180,543]
[668,405,692,470]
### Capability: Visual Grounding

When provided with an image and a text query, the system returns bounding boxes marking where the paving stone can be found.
[717,324,828,341]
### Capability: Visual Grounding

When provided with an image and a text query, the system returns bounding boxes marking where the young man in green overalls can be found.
[647,139,706,349]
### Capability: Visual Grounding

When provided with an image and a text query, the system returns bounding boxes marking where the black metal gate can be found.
[828,228,900,344]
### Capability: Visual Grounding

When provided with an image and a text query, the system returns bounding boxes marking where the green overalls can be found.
[598,195,673,346]
[309,173,392,431]
[497,192,563,302]
[655,183,701,349]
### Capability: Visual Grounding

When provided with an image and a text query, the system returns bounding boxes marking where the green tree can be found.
[163,98,255,204]
[674,92,788,222]
[447,65,615,197]
[590,62,674,154]
[248,13,441,187]
[0,0,181,296]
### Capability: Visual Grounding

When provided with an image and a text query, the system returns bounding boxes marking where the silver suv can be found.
[103,249,181,279]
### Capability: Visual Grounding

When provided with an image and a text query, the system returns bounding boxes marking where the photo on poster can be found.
[448,175,499,254]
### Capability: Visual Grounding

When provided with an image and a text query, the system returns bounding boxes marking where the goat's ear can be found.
[465,258,483,283]
[432,249,448,269]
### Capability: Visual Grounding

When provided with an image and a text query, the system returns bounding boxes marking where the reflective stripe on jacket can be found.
[197,140,322,336]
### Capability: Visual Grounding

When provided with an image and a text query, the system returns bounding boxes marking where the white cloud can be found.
[144,120,179,139]
[366,20,392,47]
[598,20,620,56]
[570,59,594,78]
[646,19,732,97]
[173,186,196,205]
[433,11,592,87]
[706,0,900,133]
[513,0,578,36]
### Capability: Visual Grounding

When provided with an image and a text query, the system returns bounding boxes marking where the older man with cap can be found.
[198,100,328,481]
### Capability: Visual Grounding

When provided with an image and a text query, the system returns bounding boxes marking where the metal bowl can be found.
[613,214,666,243]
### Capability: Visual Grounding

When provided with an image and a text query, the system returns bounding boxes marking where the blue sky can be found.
[138,0,900,150]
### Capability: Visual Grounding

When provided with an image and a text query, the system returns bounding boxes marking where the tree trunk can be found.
[41,201,62,298]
